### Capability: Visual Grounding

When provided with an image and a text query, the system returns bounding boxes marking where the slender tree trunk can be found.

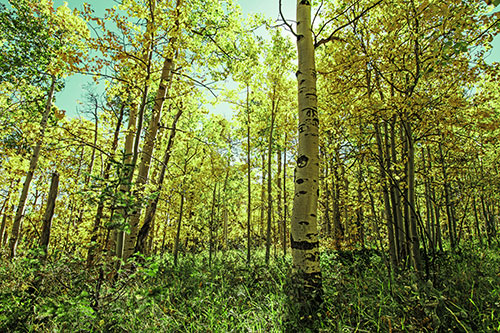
[222,165,230,250]
[322,152,331,236]
[401,124,411,265]
[0,180,16,250]
[404,119,421,271]
[331,150,343,249]
[1,205,14,247]
[356,153,365,247]
[422,147,435,252]
[375,122,397,269]
[86,103,125,267]
[480,195,492,245]
[9,76,56,259]
[39,172,59,260]
[0,210,7,249]
[246,84,252,264]
[472,195,483,246]
[283,136,288,256]
[439,142,456,249]
[260,152,266,240]
[390,117,404,261]
[291,0,322,313]
[173,190,185,266]
[209,183,217,267]
[115,102,138,262]
[265,100,276,265]
[129,0,155,181]
[433,192,443,252]
[160,200,171,252]
[277,144,283,248]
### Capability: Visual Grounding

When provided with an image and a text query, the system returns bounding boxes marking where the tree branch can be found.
[279,0,298,38]
[315,0,384,49]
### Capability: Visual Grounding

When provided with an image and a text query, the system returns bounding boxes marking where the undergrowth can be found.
[0,243,499,332]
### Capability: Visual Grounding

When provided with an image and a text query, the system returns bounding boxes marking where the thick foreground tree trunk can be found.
[290,0,322,316]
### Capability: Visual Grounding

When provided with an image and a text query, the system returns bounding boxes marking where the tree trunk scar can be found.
[297,155,309,168]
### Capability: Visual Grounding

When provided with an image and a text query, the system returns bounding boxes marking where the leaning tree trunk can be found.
[39,172,59,261]
[135,107,182,254]
[290,0,322,314]
[9,76,56,259]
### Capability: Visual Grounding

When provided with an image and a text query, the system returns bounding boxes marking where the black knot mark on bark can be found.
[312,118,319,127]
[291,234,319,251]
[297,178,305,184]
[297,155,309,168]
[310,214,316,217]
[304,108,318,118]
[299,190,307,195]
[305,252,319,263]
[296,70,302,77]
[298,124,307,133]
[299,0,311,5]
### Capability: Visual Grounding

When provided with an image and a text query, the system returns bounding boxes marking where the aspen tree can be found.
[291,0,322,310]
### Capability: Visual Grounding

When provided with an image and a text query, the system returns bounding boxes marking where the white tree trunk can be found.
[291,0,322,310]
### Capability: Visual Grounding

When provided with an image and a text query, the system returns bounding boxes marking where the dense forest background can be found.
[1,0,500,331]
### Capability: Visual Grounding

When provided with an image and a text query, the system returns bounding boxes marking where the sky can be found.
[2,0,500,118]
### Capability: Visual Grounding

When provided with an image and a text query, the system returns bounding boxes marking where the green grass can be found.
[0,243,499,332]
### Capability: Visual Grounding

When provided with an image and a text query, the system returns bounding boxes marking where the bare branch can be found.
[279,0,298,38]
[315,0,361,39]
[312,0,325,30]
[172,71,219,98]
[315,0,384,49]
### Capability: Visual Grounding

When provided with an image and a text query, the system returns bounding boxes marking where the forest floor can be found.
[1,243,499,332]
